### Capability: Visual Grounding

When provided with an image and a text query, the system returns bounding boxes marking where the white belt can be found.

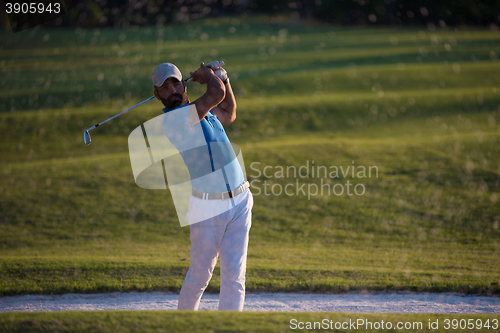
[192,181,250,200]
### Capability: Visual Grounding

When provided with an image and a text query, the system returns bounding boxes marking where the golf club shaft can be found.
[85,96,155,133]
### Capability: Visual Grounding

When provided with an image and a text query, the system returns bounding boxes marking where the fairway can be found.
[0,16,499,300]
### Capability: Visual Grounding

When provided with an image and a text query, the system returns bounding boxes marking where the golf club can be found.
[83,61,225,146]
[83,96,155,146]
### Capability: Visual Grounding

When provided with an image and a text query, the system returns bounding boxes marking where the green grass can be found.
[0,17,499,296]
[1,311,499,332]
[1,253,498,295]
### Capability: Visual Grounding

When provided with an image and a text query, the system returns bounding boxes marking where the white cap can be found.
[152,63,183,87]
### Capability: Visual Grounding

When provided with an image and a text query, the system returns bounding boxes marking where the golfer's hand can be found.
[213,67,227,81]
[189,63,214,85]
[206,61,224,70]
[206,61,227,81]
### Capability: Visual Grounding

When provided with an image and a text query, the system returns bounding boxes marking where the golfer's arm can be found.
[213,82,236,125]
[192,74,225,121]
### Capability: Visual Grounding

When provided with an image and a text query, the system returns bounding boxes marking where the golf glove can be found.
[206,60,224,70]
[213,67,227,82]
[206,61,227,81]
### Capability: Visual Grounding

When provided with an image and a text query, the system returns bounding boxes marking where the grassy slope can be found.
[0,18,499,295]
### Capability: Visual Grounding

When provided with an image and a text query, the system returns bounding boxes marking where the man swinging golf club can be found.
[152,61,253,311]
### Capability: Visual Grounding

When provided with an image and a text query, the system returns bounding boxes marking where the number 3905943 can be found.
[6,3,61,14]
[444,319,498,330]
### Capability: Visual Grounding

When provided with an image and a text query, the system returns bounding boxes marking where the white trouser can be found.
[178,188,253,311]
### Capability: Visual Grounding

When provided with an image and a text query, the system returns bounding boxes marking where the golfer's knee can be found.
[186,272,213,288]
[221,273,245,289]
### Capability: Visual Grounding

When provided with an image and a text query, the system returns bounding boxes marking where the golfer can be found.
[152,62,253,311]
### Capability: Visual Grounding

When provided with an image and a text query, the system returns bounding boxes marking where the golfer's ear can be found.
[154,89,160,100]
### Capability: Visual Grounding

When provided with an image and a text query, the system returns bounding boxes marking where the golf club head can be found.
[83,130,91,146]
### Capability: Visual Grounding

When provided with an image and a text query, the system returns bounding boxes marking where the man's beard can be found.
[160,92,190,109]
